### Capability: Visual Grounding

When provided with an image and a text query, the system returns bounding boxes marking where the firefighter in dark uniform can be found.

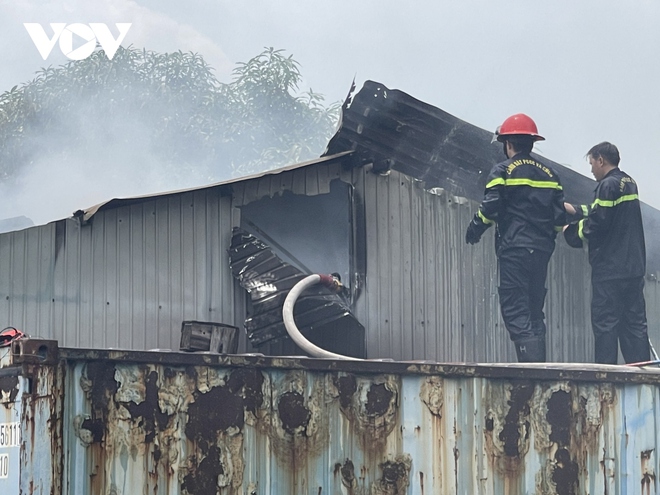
[465,114,566,362]
[564,142,649,364]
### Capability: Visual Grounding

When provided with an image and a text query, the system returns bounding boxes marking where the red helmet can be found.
[494,113,545,142]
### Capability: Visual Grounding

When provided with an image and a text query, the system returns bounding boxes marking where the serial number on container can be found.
[0,453,8,479]
[0,423,20,448]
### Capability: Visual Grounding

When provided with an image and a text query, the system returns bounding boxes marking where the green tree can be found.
[0,46,340,184]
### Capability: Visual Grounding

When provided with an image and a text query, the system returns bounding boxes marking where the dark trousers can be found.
[498,248,552,343]
[591,277,649,364]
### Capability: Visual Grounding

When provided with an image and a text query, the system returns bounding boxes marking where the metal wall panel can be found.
[1,161,659,362]
[230,161,346,206]
[0,190,235,351]
[4,342,660,494]
[356,168,659,363]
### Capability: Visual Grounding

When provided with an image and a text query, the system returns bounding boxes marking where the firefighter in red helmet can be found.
[465,114,566,362]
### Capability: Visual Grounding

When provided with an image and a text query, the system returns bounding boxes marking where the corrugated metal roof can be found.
[78,151,354,222]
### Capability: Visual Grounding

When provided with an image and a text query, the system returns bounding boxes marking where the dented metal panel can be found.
[4,340,660,494]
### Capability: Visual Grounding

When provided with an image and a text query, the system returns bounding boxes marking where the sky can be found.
[1,0,660,225]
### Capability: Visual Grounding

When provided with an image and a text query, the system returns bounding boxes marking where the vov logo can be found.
[24,23,132,61]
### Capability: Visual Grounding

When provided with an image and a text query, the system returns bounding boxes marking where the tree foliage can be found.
[0,46,340,184]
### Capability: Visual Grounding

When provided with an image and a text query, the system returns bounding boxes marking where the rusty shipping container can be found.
[2,338,660,494]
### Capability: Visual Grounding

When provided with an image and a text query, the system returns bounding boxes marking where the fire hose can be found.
[282,274,363,360]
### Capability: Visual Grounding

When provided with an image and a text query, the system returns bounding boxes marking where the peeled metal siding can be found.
[230,160,349,206]
[4,343,660,494]
[0,190,236,351]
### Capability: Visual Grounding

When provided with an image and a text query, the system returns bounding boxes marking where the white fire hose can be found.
[282,274,362,360]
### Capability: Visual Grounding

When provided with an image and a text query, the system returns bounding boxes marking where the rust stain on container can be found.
[76,362,266,494]
[333,375,399,455]
[338,458,358,492]
[420,376,443,417]
[531,382,615,495]
[641,449,656,495]
[185,376,246,444]
[483,380,534,477]
[374,454,412,495]
[366,383,394,416]
[278,391,311,434]
[266,370,329,468]
[0,375,19,403]
[183,367,264,492]
[335,374,357,409]
[79,362,119,445]
[574,383,614,466]
[546,389,579,495]
[121,369,171,443]
[500,381,534,457]
[182,447,225,495]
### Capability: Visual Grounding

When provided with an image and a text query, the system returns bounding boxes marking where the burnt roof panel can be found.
[326,80,595,204]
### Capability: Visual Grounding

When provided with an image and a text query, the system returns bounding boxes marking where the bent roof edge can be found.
[79,151,354,222]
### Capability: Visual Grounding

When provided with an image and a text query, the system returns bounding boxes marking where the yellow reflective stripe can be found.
[581,205,589,216]
[578,219,586,242]
[486,178,505,189]
[485,177,562,190]
[504,178,562,189]
[478,210,494,225]
[593,194,639,208]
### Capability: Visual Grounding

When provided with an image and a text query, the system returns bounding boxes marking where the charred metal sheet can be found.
[229,228,365,356]
[325,80,595,205]
[324,80,660,273]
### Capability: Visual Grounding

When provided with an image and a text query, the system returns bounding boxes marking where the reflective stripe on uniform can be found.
[581,204,589,216]
[578,218,586,242]
[478,210,494,225]
[504,178,562,189]
[485,177,561,190]
[592,194,639,208]
[485,178,505,188]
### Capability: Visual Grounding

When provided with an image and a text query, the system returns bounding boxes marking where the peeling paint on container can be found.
[5,341,660,494]
[0,347,23,492]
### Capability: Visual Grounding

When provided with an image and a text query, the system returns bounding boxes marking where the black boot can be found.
[514,337,546,362]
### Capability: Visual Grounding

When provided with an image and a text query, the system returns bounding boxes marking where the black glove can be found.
[465,218,483,245]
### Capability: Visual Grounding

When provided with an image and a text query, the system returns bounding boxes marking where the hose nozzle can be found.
[318,273,344,294]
